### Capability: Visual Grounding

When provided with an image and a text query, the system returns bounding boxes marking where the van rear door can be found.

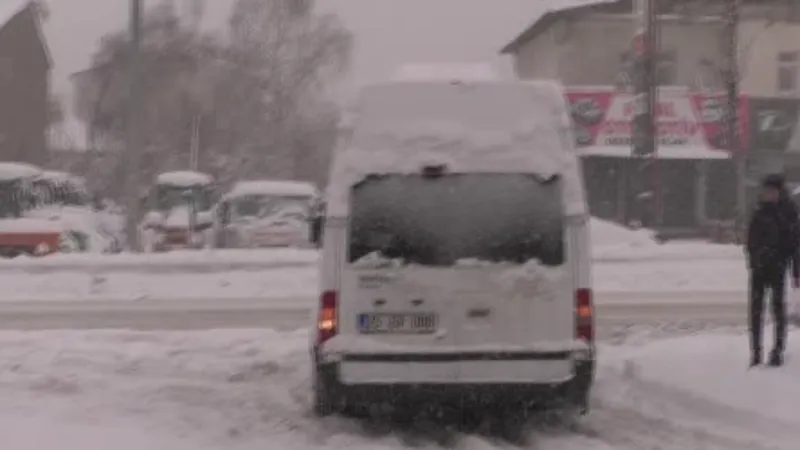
[344,173,574,384]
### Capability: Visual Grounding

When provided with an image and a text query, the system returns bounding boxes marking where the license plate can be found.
[358,313,438,334]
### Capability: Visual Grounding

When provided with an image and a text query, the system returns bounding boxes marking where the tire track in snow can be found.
[1,328,793,450]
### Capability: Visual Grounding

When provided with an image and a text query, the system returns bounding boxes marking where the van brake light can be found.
[317,290,338,345]
[575,288,594,342]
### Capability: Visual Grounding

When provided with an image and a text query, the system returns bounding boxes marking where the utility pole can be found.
[124,0,143,251]
[724,0,745,240]
[631,0,659,227]
[189,115,199,171]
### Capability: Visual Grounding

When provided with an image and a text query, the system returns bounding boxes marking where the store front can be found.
[747,97,800,213]
[566,86,748,236]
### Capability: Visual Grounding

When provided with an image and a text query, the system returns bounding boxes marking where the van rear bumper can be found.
[314,350,594,413]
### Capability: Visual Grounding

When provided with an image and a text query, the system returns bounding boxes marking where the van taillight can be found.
[317,290,338,345]
[575,288,594,342]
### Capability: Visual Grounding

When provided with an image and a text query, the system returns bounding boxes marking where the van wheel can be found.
[312,366,340,417]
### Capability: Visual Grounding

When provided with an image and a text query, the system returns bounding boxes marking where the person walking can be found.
[746,174,800,367]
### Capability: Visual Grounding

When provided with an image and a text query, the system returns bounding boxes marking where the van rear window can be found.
[349,174,564,266]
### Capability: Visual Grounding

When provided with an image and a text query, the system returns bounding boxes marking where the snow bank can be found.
[0,162,41,181]
[0,254,748,301]
[0,415,214,450]
[0,248,318,273]
[591,218,657,248]
[0,217,62,233]
[595,258,745,293]
[609,331,800,432]
[0,329,312,450]
[0,266,317,302]
[26,206,122,253]
[590,218,742,261]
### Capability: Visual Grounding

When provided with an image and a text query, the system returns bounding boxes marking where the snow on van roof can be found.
[390,63,500,83]
[0,162,43,181]
[225,180,317,199]
[327,79,586,215]
[156,171,213,187]
[40,170,85,183]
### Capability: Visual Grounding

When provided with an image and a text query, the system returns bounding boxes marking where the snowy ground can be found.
[0,258,746,301]
[0,267,317,302]
[0,218,776,447]
[0,249,317,273]
[0,325,797,450]
[0,218,747,300]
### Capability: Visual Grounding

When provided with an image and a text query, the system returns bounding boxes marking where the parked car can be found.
[30,170,124,253]
[214,180,319,248]
[0,162,61,257]
[139,170,216,252]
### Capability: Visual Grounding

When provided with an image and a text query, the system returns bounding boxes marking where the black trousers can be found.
[749,268,787,356]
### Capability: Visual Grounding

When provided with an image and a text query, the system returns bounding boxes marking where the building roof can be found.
[500,0,793,55]
[0,0,30,28]
[500,0,628,55]
[0,1,51,67]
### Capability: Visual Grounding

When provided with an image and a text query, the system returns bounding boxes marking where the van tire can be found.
[312,366,340,417]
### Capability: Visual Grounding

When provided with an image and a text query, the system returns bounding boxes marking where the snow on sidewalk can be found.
[0,259,749,302]
[590,218,742,262]
[0,415,216,450]
[0,261,747,302]
[0,267,317,301]
[0,248,318,273]
[606,331,800,430]
[0,218,748,302]
[595,259,746,293]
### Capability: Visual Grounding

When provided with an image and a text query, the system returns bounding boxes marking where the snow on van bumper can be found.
[316,337,594,391]
[315,357,594,411]
[319,335,591,360]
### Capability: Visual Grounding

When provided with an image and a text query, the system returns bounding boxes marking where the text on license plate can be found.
[358,313,438,334]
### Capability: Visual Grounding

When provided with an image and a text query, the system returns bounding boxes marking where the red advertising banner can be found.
[566,87,749,153]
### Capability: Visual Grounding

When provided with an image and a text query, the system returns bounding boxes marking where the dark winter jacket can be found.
[746,193,800,278]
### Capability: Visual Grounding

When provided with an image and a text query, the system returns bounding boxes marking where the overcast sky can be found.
[43,0,561,103]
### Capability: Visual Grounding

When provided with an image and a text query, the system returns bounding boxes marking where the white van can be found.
[311,77,593,417]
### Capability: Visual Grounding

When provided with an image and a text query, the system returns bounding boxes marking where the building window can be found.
[777,51,799,94]
[616,51,634,90]
[656,50,677,85]
[694,58,720,92]
[620,50,677,87]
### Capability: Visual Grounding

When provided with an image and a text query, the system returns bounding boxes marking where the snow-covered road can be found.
[0,224,783,449]
[0,293,746,330]
[0,327,796,450]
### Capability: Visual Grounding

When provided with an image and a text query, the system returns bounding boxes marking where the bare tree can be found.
[73,0,351,200]
[73,1,226,198]
[226,0,352,181]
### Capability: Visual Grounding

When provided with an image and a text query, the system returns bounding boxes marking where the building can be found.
[502,0,800,95]
[500,0,800,237]
[0,1,50,165]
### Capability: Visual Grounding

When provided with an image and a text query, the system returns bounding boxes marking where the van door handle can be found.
[467,308,491,318]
